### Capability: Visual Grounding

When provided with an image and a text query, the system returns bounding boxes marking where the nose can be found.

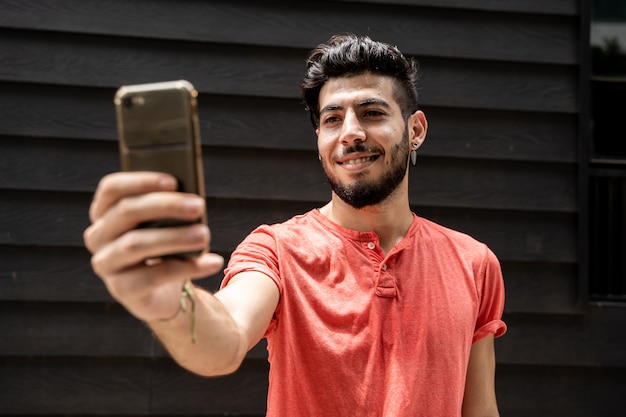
[339,110,365,145]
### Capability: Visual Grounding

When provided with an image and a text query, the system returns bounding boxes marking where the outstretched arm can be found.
[84,171,278,376]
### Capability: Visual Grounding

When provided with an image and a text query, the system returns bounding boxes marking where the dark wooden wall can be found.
[1,0,624,415]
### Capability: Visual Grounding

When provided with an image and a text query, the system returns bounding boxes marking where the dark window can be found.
[589,0,626,301]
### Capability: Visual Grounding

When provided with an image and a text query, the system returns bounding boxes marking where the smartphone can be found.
[114,80,206,258]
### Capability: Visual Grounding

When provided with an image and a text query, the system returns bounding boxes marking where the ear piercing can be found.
[410,142,419,166]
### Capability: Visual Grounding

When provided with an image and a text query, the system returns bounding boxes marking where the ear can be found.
[315,128,322,160]
[407,110,428,149]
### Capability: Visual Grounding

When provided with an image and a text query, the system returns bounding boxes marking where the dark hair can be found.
[301,33,420,128]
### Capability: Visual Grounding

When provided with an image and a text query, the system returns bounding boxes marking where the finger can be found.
[90,172,178,222]
[101,253,224,302]
[105,253,224,299]
[101,252,225,321]
[90,223,211,276]
[85,191,205,254]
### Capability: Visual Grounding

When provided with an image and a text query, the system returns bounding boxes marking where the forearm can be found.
[147,285,248,377]
[462,335,500,417]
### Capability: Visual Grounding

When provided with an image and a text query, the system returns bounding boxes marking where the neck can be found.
[319,182,414,254]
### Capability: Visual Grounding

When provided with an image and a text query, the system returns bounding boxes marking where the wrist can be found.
[148,280,197,343]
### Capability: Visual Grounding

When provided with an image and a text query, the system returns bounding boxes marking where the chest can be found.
[277,243,479,352]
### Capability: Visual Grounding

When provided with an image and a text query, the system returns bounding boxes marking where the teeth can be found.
[343,156,373,165]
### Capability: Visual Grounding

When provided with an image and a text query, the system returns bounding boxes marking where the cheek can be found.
[317,135,334,158]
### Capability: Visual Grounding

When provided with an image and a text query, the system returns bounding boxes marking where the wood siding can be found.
[0,0,623,415]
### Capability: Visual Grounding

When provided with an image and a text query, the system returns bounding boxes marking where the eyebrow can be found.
[319,98,392,115]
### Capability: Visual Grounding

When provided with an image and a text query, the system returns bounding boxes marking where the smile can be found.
[338,155,379,165]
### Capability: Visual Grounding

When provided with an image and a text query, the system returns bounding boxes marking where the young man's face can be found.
[315,73,426,208]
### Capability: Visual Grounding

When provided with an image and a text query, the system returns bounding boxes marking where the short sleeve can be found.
[221,225,282,295]
[472,246,507,344]
[221,225,283,336]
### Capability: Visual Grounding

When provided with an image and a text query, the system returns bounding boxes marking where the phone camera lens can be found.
[123,97,133,108]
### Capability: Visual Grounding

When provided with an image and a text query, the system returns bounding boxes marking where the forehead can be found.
[318,73,399,109]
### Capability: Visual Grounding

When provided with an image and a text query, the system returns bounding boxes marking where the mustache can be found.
[338,143,382,157]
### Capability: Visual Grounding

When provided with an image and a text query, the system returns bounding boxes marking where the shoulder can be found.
[253,208,339,243]
[417,216,487,250]
[232,209,323,254]
[223,210,330,288]
[415,215,500,271]
[245,210,320,240]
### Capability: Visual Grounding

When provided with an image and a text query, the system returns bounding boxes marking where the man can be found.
[84,34,506,416]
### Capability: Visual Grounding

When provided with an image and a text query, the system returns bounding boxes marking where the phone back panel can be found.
[114,80,204,196]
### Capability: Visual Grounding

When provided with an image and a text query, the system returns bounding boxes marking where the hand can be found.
[83,171,224,322]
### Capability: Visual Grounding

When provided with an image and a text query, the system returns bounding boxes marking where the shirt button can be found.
[367,242,376,250]
[381,264,388,270]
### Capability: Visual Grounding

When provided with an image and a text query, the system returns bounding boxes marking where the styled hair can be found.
[301,33,420,128]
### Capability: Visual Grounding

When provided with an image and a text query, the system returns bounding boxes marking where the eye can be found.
[322,115,341,125]
[363,109,385,117]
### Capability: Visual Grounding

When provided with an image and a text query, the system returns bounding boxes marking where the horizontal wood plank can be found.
[0,243,579,315]
[0,245,113,302]
[0,301,268,360]
[0,189,313,251]
[497,364,626,417]
[416,207,577,263]
[0,82,579,162]
[334,0,579,15]
[3,357,625,416]
[0,356,269,415]
[408,157,577,212]
[0,357,150,414]
[0,189,577,262]
[3,301,625,368]
[150,357,269,415]
[0,1,577,64]
[419,57,578,113]
[0,137,578,212]
[502,261,579,314]
[0,301,155,357]
[0,245,226,303]
[422,107,578,163]
[0,29,302,98]
[0,30,578,113]
[498,307,626,368]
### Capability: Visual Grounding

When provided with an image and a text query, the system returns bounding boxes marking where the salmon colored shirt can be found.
[223,209,506,417]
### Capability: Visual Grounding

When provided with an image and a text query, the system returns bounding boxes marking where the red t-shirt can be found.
[223,209,506,416]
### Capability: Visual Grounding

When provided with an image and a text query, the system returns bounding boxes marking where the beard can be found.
[322,128,410,209]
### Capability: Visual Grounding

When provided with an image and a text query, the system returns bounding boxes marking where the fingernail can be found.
[159,176,177,190]
[189,224,208,242]
[199,253,225,268]
[184,198,204,214]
